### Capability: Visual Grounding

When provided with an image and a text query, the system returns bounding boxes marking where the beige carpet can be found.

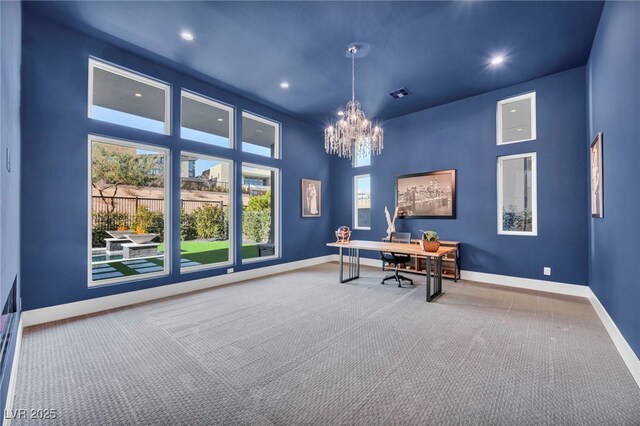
[11,263,640,425]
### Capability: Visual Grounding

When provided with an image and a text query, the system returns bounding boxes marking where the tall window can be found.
[88,59,171,135]
[242,164,279,262]
[89,136,169,285]
[242,112,280,158]
[497,153,537,235]
[180,153,233,271]
[354,174,371,230]
[181,90,234,148]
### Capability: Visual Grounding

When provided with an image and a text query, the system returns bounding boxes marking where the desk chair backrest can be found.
[381,232,414,287]
[390,232,411,245]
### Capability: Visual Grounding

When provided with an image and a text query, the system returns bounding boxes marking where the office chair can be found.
[380,232,414,288]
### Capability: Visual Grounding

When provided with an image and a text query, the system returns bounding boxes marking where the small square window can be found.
[242,112,280,158]
[497,92,536,145]
[181,91,234,148]
[88,59,171,135]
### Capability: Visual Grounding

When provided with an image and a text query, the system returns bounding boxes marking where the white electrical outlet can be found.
[227,268,234,274]
[543,267,551,276]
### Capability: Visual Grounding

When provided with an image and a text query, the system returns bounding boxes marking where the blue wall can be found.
[20,12,331,311]
[331,67,589,285]
[1,0,22,411]
[587,1,640,358]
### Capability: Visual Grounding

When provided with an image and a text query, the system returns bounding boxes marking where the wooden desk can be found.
[326,240,455,302]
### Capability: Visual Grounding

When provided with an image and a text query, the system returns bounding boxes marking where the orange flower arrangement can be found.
[134,225,146,235]
[116,223,127,231]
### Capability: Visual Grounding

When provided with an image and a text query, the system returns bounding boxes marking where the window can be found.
[242,163,279,262]
[180,153,233,271]
[497,92,536,145]
[88,59,171,135]
[354,152,371,167]
[89,136,170,285]
[181,90,234,148]
[354,174,371,229]
[497,153,537,236]
[242,112,280,158]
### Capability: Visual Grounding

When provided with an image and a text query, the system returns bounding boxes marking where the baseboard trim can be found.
[587,289,640,389]
[3,318,24,426]
[353,259,590,298]
[22,255,335,327]
[460,270,590,297]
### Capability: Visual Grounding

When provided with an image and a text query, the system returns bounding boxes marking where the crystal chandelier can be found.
[325,46,383,166]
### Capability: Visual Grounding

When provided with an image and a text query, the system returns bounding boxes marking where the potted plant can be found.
[420,230,440,252]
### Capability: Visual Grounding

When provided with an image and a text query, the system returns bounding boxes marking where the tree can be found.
[91,143,159,212]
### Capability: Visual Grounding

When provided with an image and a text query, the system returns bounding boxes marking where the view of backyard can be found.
[90,141,275,283]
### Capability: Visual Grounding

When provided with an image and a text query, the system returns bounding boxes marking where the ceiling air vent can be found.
[388,87,411,99]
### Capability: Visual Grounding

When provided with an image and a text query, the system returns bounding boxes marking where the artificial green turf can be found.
[93,240,262,280]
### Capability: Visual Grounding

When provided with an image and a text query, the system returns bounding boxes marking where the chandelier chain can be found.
[351,49,356,104]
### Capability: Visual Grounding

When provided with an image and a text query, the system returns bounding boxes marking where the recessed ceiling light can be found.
[490,55,505,65]
[337,111,344,116]
[517,128,523,132]
[134,93,142,97]
[180,31,194,41]
[280,81,289,89]
[510,109,517,113]
[217,118,223,122]
[256,129,264,133]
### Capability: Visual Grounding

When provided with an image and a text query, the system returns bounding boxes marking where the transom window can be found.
[242,112,280,159]
[497,92,536,145]
[181,90,234,148]
[88,59,171,135]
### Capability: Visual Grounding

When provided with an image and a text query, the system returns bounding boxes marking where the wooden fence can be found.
[92,196,225,218]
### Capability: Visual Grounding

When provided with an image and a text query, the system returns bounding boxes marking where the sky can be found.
[93,106,272,158]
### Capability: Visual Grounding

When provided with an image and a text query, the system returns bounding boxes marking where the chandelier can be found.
[325,46,383,166]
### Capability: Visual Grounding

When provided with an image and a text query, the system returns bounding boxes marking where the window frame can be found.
[88,58,172,135]
[241,162,281,264]
[497,152,538,236]
[241,111,281,159]
[179,151,235,273]
[180,89,235,149]
[87,134,171,287]
[496,92,536,146]
[353,174,371,230]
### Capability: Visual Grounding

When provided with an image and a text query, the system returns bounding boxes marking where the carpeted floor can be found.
[11,263,640,425]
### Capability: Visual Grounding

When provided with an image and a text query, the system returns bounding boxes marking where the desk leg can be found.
[426,256,432,302]
[339,246,360,283]
[426,256,445,302]
[427,256,442,302]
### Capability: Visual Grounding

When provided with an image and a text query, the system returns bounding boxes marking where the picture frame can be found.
[396,169,456,219]
[301,178,321,217]
[590,132,603,218]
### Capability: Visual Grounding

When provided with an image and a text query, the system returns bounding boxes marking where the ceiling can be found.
[26,1,604,126]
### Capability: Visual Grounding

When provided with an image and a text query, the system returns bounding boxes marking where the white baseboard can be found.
[460,270,590,297]
[587,289,640,389]
[22,255,335,327]
[352,259,590,298]
[3,318,24,426]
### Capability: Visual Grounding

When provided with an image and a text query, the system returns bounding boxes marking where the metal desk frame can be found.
[334,242,449,302]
